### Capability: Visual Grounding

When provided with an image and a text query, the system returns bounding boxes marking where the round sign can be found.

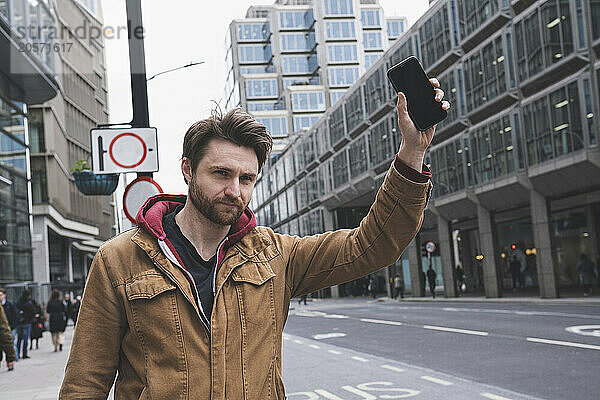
[109,132,148,169]
[425,241,436,253]
[123,177,163,224]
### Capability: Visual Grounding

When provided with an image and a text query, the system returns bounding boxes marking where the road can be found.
[282,298,600,400]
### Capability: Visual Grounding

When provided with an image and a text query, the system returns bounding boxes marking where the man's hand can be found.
[396,78,450,172]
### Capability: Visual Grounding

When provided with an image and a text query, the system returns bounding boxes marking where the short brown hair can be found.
[182,107,273,181]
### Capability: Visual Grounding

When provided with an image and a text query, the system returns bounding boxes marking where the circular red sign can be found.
[123,176,163,224]
[109,132,148,169]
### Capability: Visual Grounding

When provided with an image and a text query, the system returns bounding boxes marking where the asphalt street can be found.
[282,298,600,400]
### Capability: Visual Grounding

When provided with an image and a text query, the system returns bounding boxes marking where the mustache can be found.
[216,197,244,208]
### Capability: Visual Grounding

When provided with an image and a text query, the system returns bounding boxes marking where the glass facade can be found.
[0,94,33,283]
[363,67,385,118]
[256,116,288,137]
[324,0,353,16]
[237,23,270,41]
[279,10,314,29]
[282,55,318,74]
[361,9,381,28]
[327,44,358,63]
[280,32,316,51]
[328,66,359,87]
[368,118,394,166]
[363,32,383,49]
[291,91,325,112]
[456,0,502,39]
[419,4,452,70]
[387,20,404,38]
[344,89,364,132]
[245,79,278,98]
[238,44,273,63]
[325,21,356,39]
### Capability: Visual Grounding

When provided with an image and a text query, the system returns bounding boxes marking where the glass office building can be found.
[251,0,600,298]
[223,0,407,156]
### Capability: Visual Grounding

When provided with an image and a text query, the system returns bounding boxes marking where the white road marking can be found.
[293,340,303,344]
[313,332,347,340]
[360,318,403,326]
[315,389,345,399]
[481,393,515,400]
[351,356,369,362]
[526,337,600,351]
[423,325,489,336]
[421,376,453,386]
[328,349,342,355]
[381,364,405,373]
[309,344,321,349]
[565,325,600,337]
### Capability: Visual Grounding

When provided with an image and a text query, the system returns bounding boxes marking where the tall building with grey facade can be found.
[223,0,407,155]
[1,0,114,299]
[250,0,600,299]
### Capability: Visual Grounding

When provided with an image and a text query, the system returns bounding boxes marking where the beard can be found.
[188,178,245,226]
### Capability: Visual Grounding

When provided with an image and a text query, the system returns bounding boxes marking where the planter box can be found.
[73,171,119,196]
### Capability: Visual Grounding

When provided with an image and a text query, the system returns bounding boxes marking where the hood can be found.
[135,193,257,248]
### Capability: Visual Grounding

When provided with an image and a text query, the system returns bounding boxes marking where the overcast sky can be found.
[101,0,430,197]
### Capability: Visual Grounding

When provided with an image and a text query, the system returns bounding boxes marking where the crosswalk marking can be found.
[381,364,405,373]
[328,350,342,355]
[421,376,453,386]
[293,340,303,344]
[309,344,321,349]
[351,356,369,362]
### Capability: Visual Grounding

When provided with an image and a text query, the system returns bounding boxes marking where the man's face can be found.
[183,138,258,226]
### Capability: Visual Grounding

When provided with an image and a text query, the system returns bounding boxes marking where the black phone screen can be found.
[386,56,447,131]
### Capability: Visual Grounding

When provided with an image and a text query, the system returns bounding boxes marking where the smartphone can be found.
[386,56,447,131]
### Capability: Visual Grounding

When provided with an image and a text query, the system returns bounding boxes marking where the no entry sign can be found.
[91,127,159,174]
[123,177,163,224]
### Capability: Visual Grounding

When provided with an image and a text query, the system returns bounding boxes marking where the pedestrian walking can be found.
[47,290,66,352]
[368,276,377,298]
[427,266,437,298]
[577,253,596,296]
[60,79,447,398]
[298,294,308,305]
[509,255,521,291]
[64,294,74,326]
[393,274,404,299]
[455,264,465,293]
[29,299,44,350]
[72,295,81,324]
[0,288,19,361]
[16,290,35,359]
[0,304,16,371]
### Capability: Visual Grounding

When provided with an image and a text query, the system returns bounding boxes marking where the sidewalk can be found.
[0,326,74,400]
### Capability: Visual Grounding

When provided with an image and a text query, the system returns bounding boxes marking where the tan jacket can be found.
[60,164,431,399]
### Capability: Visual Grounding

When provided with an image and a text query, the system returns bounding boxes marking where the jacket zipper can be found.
[212,238,228,295]
[157,240,211,331]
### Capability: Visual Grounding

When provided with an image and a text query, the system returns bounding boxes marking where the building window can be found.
[368,118,393,166]
[364,53,381,70]
[584,78,596,146]
[344,89,364,133]
[296,179,308,210]
[291,91,325,112]
[256,116,288,137]
[237,23,270,42]
[363,31,383,49]
[279,10,314,29]
[330,89,346,105]
[592,0,600,40]
[280,32,316,51]
[456,0,501,40]
[387,20,405,38]
[245,79,278,98]
[463,34,509,113]
[419,4,452,70]
[325,20,356,39]
[328,66,359,86]
[294,114,321,131]
[329,106,346,144]
[247,100,285,112]
[324,0,353,16]
[514,2,574,82]
[282,55,318,74]
[361,9,381,28]
[240,65,275,74]
[363,67,385,117]
[327,44,358,63]
[436,70,460,131]
[238,44,272,63]
[27,108,45,153]
[431,139,465,197]
[332,150,349,188]
[349,136,368,178]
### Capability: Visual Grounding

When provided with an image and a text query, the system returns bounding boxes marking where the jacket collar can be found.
[135,193,257,249]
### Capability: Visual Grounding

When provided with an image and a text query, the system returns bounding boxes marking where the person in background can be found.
[0,304,16,371]
[510,255,521,292]
[427,266,437,299]
[0,288,19,361]
[29,299,44,350]
[455,264,465,293]
[64,294,74,326]
[47,290,67,352]
[72,295,82,325]
[577,253,596,296]
[16,290,35,359]
[393,274,404,299]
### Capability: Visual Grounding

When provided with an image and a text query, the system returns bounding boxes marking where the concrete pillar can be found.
[330,285,340,298]
[384,266,392,298]
[586,205,599,265]
[437,215,457,298]
[407,236,425,296]
[530,190,558,298]
[477,204,501,298]
[67,239,73,283]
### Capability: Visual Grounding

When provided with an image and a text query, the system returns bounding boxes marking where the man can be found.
[427,266,437,299]
[16,290,35,359]
[61,81,448,399]
[0,304,16,371]
[509,255,521,291]
[0,288,18,365]
[393,274,404,299]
